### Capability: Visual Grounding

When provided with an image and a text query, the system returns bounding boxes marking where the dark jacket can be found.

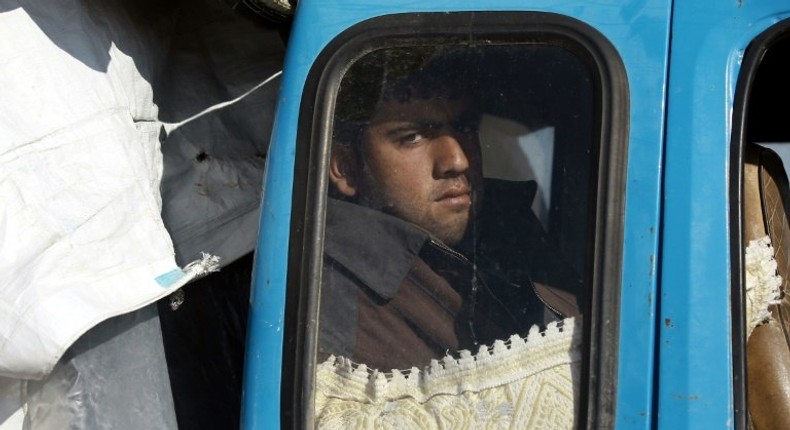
[318,180,580,371]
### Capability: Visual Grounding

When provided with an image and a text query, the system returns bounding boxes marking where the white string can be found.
[162,70,282,134]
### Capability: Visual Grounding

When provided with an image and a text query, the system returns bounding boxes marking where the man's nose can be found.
[432,133,470,178]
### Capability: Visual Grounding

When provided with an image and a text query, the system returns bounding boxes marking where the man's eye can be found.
[398,133,424,146]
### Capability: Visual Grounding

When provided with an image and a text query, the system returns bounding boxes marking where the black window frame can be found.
[282,11,629,429]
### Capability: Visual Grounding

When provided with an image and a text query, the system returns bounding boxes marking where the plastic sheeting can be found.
[0,0,284,427]
[156,1,283,266]
[22,304,177,430]
[1,0,181,381]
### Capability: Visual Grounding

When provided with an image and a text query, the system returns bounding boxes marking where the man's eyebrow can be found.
[378,110,479,138]
[381,121,441,137]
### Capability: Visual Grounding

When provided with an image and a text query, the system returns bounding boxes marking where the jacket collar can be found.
[324,198,430,300]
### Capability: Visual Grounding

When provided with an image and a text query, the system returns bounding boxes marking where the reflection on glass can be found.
[315,44,594,427]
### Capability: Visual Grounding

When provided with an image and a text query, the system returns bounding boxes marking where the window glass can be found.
[313,42,596,425]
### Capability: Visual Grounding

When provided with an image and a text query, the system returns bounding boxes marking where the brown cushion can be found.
[746,145,790,430]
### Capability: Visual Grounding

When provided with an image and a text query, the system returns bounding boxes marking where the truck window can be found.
[282,12,628,428]
[735,19,790,430]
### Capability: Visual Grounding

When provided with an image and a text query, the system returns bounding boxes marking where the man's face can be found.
[354,96,483,246]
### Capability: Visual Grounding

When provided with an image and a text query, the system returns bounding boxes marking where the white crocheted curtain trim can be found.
[315,318,581,429]
[745,236,783,338]
[309,236,780,428]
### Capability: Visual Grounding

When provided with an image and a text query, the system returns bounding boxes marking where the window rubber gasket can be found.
[282,10,629,429]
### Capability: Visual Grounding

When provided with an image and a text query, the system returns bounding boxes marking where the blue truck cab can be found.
[242,0,790,428]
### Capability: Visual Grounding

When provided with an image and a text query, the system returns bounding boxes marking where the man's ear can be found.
[329,143,359,198]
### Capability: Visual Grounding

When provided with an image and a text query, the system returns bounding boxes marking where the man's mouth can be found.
[436,187,472,206]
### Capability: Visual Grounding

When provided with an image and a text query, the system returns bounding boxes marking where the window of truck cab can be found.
[732,18,790,430]
[284,12,628,428]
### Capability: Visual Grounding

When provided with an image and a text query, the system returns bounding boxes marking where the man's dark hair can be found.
[333,46,479,148]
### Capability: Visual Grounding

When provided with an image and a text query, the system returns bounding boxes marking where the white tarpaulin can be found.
[0,0,188,381]
[0,0,283,426]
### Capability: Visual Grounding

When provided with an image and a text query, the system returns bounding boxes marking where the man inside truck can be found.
[319,47,580,371]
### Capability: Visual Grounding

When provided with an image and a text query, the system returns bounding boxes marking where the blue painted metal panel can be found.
[658,3,790,429]
[243,0,672,428]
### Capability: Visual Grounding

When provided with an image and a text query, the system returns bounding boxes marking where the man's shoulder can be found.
[323,198,430,300]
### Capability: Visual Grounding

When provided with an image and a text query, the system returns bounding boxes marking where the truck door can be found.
[242,1,672,428]
[659,2,790,428]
